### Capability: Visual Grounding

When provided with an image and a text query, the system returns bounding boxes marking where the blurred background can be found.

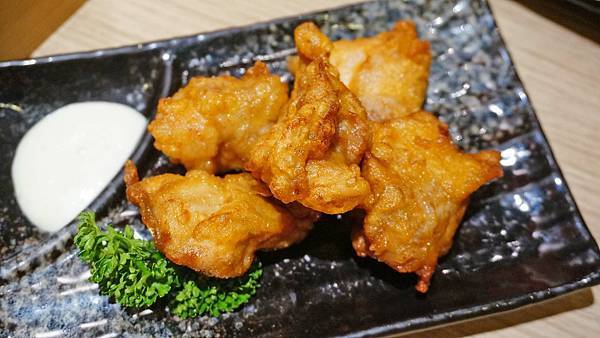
[1,0,598,61]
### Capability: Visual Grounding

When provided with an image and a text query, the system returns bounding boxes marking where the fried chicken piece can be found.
[353,111,503,292]
[148,61,288,173]
[246,22,370,214]
[124,161,315,278]
[289,21,431,121]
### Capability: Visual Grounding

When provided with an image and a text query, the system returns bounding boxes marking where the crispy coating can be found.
[290,21,431,121]
[353,112,503,292]
[124,161,315,278]
[246,22,370,214]
[148,61,288,173]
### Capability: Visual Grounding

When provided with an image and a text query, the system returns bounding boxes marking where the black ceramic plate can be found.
[1,0,599,337]
[565,0,600,14]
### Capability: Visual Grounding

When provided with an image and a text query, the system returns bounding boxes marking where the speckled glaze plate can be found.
[1,0,599,337]
[566,0,600,14]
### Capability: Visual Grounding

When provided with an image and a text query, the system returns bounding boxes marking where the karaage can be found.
[353,111,503,292]
[246,22,370,214]
[148,61,288,173]
[124,161,316,278]
[290,21,431,121]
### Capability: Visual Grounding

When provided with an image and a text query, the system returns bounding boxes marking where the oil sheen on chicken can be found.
[148,61,288,173]
[353,112,503,292]
[290,21,431,121]
[124,161,316,278]
[246,22,371,214]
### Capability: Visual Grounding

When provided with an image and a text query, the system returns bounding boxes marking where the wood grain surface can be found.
[0,0,84,60]
[29,0,600,337]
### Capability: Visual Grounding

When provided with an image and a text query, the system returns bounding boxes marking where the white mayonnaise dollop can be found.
[11,101,147,232]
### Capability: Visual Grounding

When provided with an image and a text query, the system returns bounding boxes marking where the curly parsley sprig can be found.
[172,266,262,318]
[74,211,262,318]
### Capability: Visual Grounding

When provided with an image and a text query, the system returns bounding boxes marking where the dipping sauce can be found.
[11,102,147,232]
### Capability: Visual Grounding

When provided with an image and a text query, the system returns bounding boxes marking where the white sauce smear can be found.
[12,101,147,232]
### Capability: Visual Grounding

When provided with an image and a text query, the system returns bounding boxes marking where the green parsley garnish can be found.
[74,211,262,318]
